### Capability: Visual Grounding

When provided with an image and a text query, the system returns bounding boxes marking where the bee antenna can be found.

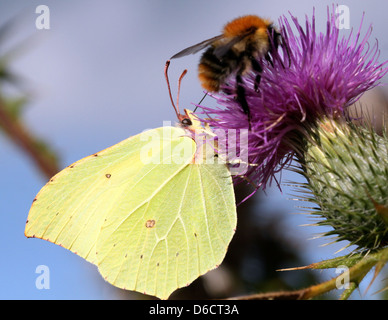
[164,60,180,119]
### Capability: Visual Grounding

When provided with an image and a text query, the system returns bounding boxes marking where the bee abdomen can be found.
[198,47,237,92]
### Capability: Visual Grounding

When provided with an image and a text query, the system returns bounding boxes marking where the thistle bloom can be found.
[199,8,388,192]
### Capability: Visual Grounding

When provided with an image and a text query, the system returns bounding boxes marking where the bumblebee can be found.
[171,15,281,124]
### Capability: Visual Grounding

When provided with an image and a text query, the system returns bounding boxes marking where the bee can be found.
[170,15,281,125]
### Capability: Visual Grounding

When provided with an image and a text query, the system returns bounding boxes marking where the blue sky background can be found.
[0,0,387,299]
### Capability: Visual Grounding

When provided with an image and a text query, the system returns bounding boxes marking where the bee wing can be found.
[170,35,224,59]
[213,31,255,59]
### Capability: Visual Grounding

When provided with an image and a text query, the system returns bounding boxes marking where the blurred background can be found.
[0,0,387,299]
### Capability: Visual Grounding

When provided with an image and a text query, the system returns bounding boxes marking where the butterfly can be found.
[25,61,237,299]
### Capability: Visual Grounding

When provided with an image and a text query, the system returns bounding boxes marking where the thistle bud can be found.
[300,118,388,250]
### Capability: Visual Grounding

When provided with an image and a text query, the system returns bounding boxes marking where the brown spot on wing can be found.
[145,219,156,228]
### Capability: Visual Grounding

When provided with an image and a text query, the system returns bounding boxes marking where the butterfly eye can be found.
[181,118,192,126]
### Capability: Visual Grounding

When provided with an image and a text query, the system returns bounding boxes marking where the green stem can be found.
[0,97,59,179]
[339,282,357,300]
[231,247,388,300]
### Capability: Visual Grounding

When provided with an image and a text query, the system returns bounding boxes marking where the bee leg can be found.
[264,53,274,67]
[235,74,251,130]
[250,58,263,91]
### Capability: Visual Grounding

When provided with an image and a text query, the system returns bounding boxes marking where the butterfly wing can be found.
[25,126,194,264]
[25,125,236,299]
[97,161,236,299]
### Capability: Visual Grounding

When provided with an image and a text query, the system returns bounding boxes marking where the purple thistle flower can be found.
[199,7,388,193]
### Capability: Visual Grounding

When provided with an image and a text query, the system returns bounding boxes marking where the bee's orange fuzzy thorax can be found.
[223,15,271,37]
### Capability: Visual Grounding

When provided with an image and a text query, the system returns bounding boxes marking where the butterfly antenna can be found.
[164,60,180,119]
[193,92,208,112]
[176,68,187,116]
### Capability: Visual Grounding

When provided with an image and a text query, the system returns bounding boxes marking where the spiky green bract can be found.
[296,118,388,251]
